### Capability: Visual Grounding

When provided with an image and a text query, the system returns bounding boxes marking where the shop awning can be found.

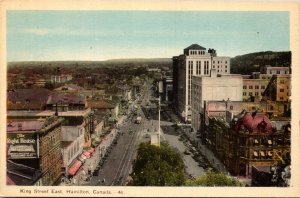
[88,148,95,153]
[68,160,82,176]
[83,151,91,158]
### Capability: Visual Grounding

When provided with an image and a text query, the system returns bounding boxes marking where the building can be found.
[50,74,73,84]
[173,44,230,121]
[260,65,290,75]
[7,160,43,186]
[262,74,291,102]
[191,69,243,132]
[162,76,173,103]
[61,125,85,177]
[7,117,64,185]
[242,77,269,102]
[222,111,291,177]
[204,100,290,123]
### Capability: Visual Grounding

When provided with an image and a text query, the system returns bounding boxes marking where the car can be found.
[184,149,191,155]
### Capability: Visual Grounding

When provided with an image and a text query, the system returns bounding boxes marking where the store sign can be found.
[7,133,38,159]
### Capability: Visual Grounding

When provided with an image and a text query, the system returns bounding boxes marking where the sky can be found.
[7,11,290,61]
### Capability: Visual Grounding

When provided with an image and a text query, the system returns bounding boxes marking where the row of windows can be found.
[204,61,209,75]
[243,85,266,89]
[196,61,201,75]
[269,70,288,74]
[213,60,228,64]
[190,50,205,55]
[243,92,262,96]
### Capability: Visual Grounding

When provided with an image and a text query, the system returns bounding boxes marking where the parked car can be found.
[184,149,191,155]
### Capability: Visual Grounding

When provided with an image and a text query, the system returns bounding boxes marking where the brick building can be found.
[7,117,64,185]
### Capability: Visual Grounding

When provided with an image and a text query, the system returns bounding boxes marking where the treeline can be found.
[230,51,291,75]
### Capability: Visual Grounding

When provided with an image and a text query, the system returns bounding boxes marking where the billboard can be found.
[7,133,38,159]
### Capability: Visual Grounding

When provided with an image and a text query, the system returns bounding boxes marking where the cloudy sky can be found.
[7,11,289,61]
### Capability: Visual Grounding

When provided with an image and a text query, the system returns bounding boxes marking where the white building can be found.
[61,125,85,175]
[173,44,230,122]
[191,69,243,132]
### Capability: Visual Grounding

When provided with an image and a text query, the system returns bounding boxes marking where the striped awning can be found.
[68,160,82,176]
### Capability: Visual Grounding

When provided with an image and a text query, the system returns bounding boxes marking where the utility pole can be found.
[158,95,161,147]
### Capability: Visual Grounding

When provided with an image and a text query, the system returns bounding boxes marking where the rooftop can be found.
[184,44,206,50]
[7,160,42,186]
[7,120,45,133]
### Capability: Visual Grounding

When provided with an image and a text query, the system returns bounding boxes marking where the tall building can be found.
[173,44,230,121]
[191,69,243,132]
[7,117,64,185]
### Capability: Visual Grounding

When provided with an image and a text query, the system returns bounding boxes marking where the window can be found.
[218,65,219,68]
[255,85,259,89]
[225,61,227,64]
[230,105,233,110]
[280,89,284,92]
[249,92,253,96]
[261,85,265,89]
[218,61,220,64]
[213,61,215,63]
[243,92,247,96]
[225,70,227,72]
[255,92,259,96]
[249,86,253,89]
[280,97,284,100]
[243,86,247,89]
[277,71,280,74]
[225,66,227,68]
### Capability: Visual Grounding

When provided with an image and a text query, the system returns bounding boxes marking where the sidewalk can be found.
[60,115,127,186]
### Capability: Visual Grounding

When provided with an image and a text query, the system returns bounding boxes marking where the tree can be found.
[185,171,242,186]
[131,143,185,186]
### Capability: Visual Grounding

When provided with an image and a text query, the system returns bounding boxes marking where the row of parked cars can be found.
[179,134,211,170]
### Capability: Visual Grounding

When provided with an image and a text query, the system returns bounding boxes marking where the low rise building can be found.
[50,74,73,84]
[260,65,290,75]
[222,111,290,177]
[262,74,291,102]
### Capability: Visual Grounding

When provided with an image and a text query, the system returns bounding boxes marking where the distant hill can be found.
[7,58,172,69]
[230,51,291,74]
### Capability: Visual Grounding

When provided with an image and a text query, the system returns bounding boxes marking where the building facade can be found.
[191,69,243,132]
[223,111,291,177]
[260,65,290,75]
[173,44,230,122]
[7,117,64,185]
[263,74,291,102]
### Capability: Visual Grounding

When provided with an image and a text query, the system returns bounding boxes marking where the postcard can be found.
[0,0,299,197]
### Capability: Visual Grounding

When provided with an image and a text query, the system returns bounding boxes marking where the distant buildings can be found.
[51,74,73,84]
[173,44,230,121]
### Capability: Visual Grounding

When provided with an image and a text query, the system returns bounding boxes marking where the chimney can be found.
[210,69,217,78]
